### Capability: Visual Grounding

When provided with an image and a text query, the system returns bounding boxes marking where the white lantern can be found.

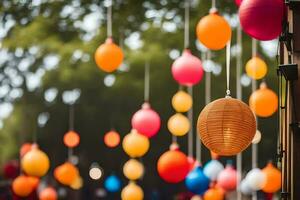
[240,179,253,195]
[245,168,266,191]
[252,130,262,144]
[203,160,224,181]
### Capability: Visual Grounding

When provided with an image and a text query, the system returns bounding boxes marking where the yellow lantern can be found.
[245,56,267,80]
[167,113,190,136]
[249,82,278,117]
[172,91,193,112]
[122,129,150,158]
[197,97,256,156]
[21,145,50,177]
[123,159,144,181]
[121,182,144,200]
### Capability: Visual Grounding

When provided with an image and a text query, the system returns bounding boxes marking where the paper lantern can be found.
[122,129,150,158]
[3,160,19,179]
[235,0,242,6]
[63,130,80,148]
[94,37,124,72]
[89,163,103,180]
[171,49,204,86]
[185,166,210,195]
[123,159,144,181]
[70,176,83,190]
[167,113,190,136]
[245,168,266,191]
[197,97,256,156]
[261,163,281,193]
[203,160,224,181]
[39,187,57,200]
[217,164,237,191]
[20,143,32,157]
[104,175,121,192]
[157,149,189,183]
[196,11,232,50]
[239,0,284,40]
[12,175,34,197]
[245,56,267,80]
[104,130,120,148]
[252,130,262,144]
[203,187,224,200]
[240,179,253,195]
[54,162,79,186]
[172,90,193,112]
[249,82,278,117]
[121,182,144,200]
[131,102,161,138]
[21,145,50,177]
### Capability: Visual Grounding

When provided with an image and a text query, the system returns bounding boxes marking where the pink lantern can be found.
[217,163,237,191]
[131,102,161,138]
[171,49,204,86]
[239,0,284,41]
[235,0,242,6]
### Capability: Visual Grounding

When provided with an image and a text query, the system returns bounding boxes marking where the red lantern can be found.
[235,0,242,7]
[217,164,237,191]
[39,187,58,200]
[131,102,161,138]
[171,49,204,86]
[157,148,189,183]
[239,0,284,40]
[3,160,19,179]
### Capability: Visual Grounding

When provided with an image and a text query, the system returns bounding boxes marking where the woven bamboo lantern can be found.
[197,96,256,156]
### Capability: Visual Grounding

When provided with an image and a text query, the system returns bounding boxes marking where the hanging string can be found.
[236,23,243,200]
[252,39,257,57]
[211,0,216,9]
[172,135,177,144]
[144,61,150,102]
[226,41,231,96]
[187,86,193,158]
[184,0,190,48]
[69,104,75,131]
[107,0,113,37]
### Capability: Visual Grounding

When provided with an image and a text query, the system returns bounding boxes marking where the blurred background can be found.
[0,0,279,199]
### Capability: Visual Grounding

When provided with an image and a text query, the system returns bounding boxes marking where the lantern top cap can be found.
[169,142,179,150]
[105,37,114,44]
[260,82,267,89]
[142,102,151,109]
[209,7,219,14]
[130,129,138,134]
[31,143,39,149]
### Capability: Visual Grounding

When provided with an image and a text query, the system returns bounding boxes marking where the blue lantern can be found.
[185,166,210,195]
[104,175,121,192]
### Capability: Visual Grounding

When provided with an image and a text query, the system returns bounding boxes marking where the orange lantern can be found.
[245,56,268,80]
[20,143,32,157]
[39,187,58,200]
[12,175,34,197]
[63,130,80,148]
[54,162,79,186]
[197,97,256,156]
[21,145,50,177]
[261,162,281,193]
[94,37,124,73]
[249,82,278,117]
[196,11,232,50]
[104,130,120,148]
[203,187,224,200]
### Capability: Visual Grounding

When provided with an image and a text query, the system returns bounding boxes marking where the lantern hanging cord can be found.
[252,39,257,57]
[236,23,243,200]
[187,86,193,158]
[172,135,177,144]
[226,41,231,96]
[184,0,190,48]
[107,0,113,37]
[144,61,150,102]
[211,0,216,9]
[69,104,75,131]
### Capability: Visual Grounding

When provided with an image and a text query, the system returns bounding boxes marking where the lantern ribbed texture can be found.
[197,97,256,156]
